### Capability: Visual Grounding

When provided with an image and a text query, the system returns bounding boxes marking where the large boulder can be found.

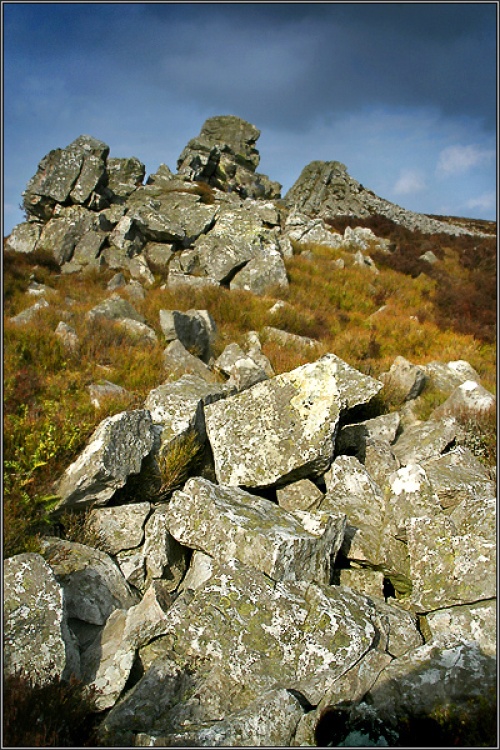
[167,476,346,584]
[4,553,80,684]
[54,410,155,509]
[205,353,383,488]
[159,308,216,362]
[23,135,110,221]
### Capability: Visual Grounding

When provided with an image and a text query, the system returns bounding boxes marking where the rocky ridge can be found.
[4,115,497,746]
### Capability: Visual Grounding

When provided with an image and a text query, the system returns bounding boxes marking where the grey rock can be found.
[128,188,217,245]
[167,269,220,289]
[277,478,324,512]
[87,380,131,409]
[230,245,289,295]
[86,294,145,324]
[205,354,383,487]
[54,409,155,509]
[421,446,495,511]
[142,504,189,589]
[262,324,318,350]
[167,477,346,584]
[4,553,80,684]
[421,359,482,393]
[107,271,127,289]
[128,254,155,286]
[339,568,385,600]
[71,229,106,267]
[116,317,158,345]
[380,355,428,401]
[5,221,42,254]
[106,156,145,199]
[143,241,174,268]
[337,412,400,454]
[214,342,269,391]
[40,538,139,625]
[391,416,458,465]
[86,502,151,556]
[431,379,496,418]
[159,308,216,362]
[383,463,441,542]
[9,298,49,325]
[163,339,220,383]
[55,321,80,352]
[108,215,145,257]
[36,205,97,265]
[179,550,216,592]
[426,600,496,656]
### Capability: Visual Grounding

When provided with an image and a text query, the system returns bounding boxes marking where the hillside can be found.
[3,115,497,747]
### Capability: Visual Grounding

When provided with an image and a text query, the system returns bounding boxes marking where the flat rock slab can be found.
[4,553,80,684]
[205,353,383,488]
[391,416,458,466]
[55,409,155,509]
[167,476,345,583]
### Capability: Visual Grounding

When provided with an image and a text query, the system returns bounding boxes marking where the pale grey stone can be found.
[337,412,400,455]
[71,229,106,266]
[106,156,145,199]
[421,446,495,510]
[339,568,385,600]
[4,553,80,684]
[86,294,145,324]
[262,324,318,350]
[422,359,481,393]
[391,416,458,465]
[40,538,138,625]
[205,354,383,488]
[163,339,220,383]
[431,379,496,418]
[117,317,158,345]
[87,380,130,409]
[55,320,80,352]
[54,409,155,509]
[277,478,324,512]
[9,298,49,325]
[380,355,428,401]
[143,241,174,268]
[179,550,216,592]
[128,188,217,245]
[159,308,216,362]
[383,463,442,541]
[167,477,346,584]
[143,504,188,590]
[426,600,496,656]
[230,246,289,295]
[5,221,42,253]
[214,342,268,390]
[128,254,155,285]
[86,502,151,556]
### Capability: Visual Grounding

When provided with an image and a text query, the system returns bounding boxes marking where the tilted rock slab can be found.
[167,477,346,584]
[54,409,155,509]
[4,553,80,684]
[205,353,383,487]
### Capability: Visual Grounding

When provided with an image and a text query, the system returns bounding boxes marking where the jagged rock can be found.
[143,505,188,590]
[421,446,495,511]
[107,272,127,290]
[343,225,391,253]
[5,221,43,254]
[214,342,269,391]
[337,412,400,454]
[34,205,98,265]
[127,187,217,245]
[421,359,481,393]
[322,455,386,566]
[230,245,289,295]
[23,135,109,221]
[108,215,145,258]
[177,115,281,199]
[86,294,145,324]
[242,330,275,377]
[284,160,476,236]
[167,269,220,289]
[179,550,216,592]
[431,379,495,418]
[380,355,428,401]
[40,538,139,627]
[205,354,383,488]
[276,477,324,512]
[87,380,131,409]
[384,463,442,542]
[143,241,174,268]
[123,279,146,302]
[27,279,55,296]
[117,318,158,345]
[284,210,344,251]
[82,580,173,711]
[391,416,458,465]
[363,438,401,490]
[128,254,155,285]
[262,324,318,350]
[54,409,155,509]
[167,477,345,584]
[339,568,385,599]
[71,229,107,268]
[86,502,151,556]
[9,297,49,325]
[55,321,80,352]
[106,156,145,199]
[420,249,438,264]
[426,600,496,656]
[159,309,216,362]
[407,514,496,611]
[352,249,379,272]
[449,487,496,541]
[163,339,220,383]
[4,553,80,684]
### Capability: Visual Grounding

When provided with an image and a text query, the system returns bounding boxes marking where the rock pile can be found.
[4,115,496,746]
[4,343,496,745]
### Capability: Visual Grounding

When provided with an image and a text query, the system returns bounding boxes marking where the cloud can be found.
[465,192,496,213]
[436,145,495,176]
[393,170,426,196]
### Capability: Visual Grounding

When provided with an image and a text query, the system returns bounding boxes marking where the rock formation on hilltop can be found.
[4,115,497,747]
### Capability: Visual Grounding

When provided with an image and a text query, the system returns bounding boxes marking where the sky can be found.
[2,2,497,235]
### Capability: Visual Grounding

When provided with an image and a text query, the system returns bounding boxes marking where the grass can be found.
[3,215,496,556]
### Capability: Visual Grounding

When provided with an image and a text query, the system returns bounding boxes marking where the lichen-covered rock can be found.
[4,553,80,684]
[383,463,442,540]
[391,416,458,466]
[425,600,496,656]
[86,502,151,556]
[87,380,131,409]
[422,359,482,393]
[262,325,318,350]
[40,538,139,625]
[205,354,383,488]
[35,205,98,265]
[9,298,49,325]
[163,339,220,383]
[167,477,345,584]
[106,156,145,199]
[214,342,269,391]
[336,412,400,454]
[159,309,216,362]
[380,355,428,401]
[142,504,188,590]
[407,514,496,611]
[277,478,324,512]
[5,221,43,254]
[421,446,495,510]
[431,379,496,418]
[54,409,155,508]
[127,188,217,245]
[230,245,289,295]
[86,294,145,324]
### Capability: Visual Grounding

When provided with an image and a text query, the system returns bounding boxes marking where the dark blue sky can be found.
[3,2,497,233]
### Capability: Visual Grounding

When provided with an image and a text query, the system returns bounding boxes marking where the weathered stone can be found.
[35,205,97,264]
[9,298,49,325]
[206,354,382,488]
[262,325,318,350]
[426,600,496,656]
[407,514,496,611]
[54,409,155,509]
[277,478,324,512]
[449,488,496,541]
[421,446,495,510]
[363,438,401,489]
[380,355,428,401]
[128,189,217,245]
[116,317,158,345]
[422,359,482,393]
[115,548,146,591]
[86,502,151,556]
[143,504,188,590]
[167,477,345,584]
[391,416,458,465]
[322,455,386,566]
[242,330,275,377]
[159,309,216,362]
[284,210,344,250]
[106,156,145,199]
[163,339,220,383]
[167,269,220,289]
[143,241,174,268]
[108,215,145,257]
[40,538,138,625]
[86,294,145,324]
[55,321,79,352]
[339,568,385,600]
[128,254,155,285]
[71,229,107,267]
[179,550,216,592]
[384,463,442,541]
[343,225,391,253]
[214,342,268,391]
[230,246,289,295]
[4,553,80,684]
[336,412,400,455]
[23,135,109,219]
[5,221,42,254]
[87,380,131,409]
[431,380,496,418]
